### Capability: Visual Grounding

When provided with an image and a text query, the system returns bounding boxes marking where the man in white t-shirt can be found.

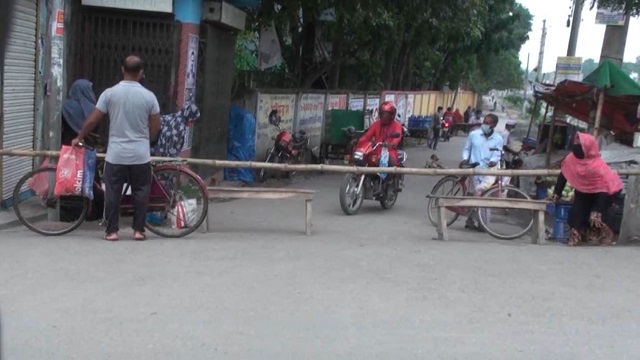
[74,55,161,241]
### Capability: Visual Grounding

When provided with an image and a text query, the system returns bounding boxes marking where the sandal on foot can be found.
[134,232,146,241]
[103,233,119,241]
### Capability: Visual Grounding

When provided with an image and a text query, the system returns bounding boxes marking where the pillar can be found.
[175,0,202,157]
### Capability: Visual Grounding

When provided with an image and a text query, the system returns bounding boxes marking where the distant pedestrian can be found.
[429,106,443,150]
[73,55,161,241]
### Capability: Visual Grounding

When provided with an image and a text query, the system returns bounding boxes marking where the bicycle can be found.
[12,145,209,238]
[426,148,533,240]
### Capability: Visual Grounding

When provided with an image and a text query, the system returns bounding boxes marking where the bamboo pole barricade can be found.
[1,149,640,176]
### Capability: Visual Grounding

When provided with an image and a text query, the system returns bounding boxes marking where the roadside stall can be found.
[519,61,640,241]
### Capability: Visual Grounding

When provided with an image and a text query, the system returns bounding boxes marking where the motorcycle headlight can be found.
[353,151,364,161]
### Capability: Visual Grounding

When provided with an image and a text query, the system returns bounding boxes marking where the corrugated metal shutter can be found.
[2,0,37,200]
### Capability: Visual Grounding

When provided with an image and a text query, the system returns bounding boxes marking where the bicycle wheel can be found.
[13,167,88,236]
[427,176,465,227]
[144,166,209,238]
[477,186,534,240]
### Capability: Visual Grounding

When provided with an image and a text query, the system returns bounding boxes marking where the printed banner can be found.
[395,94,407,125]
[365,97,380,128]
[182,33,199,151]
[327,94,347,110]
[406,94,415,122]
[255,93,296,160]
[295,94,326,151]
[348,95,365,111]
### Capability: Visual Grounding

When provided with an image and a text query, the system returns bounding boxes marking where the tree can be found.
[238,0,533,91]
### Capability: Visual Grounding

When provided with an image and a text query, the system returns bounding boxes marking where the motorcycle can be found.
[258,110,311,182]
[440,120,452,142]
[339,132,407,215]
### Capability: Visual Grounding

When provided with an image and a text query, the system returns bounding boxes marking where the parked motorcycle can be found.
[258,110,311,182]
[339,132,407,215]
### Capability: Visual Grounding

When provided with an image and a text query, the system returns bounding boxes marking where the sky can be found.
[517,0,640,73]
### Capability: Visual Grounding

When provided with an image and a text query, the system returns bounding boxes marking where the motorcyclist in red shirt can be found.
[356,101,404,166]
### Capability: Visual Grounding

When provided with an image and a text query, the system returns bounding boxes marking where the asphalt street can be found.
[1,127,640,359]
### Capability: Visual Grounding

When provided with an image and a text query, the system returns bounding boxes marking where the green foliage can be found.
[236,0,533,91]
[504,94,524,108]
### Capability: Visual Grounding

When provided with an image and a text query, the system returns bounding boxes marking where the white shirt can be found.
[462,129,504,169]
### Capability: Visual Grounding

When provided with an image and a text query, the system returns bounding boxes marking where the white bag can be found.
[168,199,198,229]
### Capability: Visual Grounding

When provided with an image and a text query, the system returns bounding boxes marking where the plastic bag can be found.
[168,199,198,229]
[28,158,52,197]
[82,147,97,200]
[54,146,85,197]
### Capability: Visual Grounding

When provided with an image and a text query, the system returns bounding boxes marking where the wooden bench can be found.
[433,196,548,244]
[204,187,315,235]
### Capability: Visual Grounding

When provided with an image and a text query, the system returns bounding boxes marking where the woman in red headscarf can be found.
[552,132,623,246]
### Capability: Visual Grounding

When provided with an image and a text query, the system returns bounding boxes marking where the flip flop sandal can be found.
[134,233,147,241]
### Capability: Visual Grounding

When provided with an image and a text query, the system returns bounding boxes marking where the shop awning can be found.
[583,60,640,96]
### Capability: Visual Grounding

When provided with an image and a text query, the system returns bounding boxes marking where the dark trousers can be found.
[103,161,152,233]
[429,129,440,149]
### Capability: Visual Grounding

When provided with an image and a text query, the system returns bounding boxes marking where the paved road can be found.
[2,134,640,359]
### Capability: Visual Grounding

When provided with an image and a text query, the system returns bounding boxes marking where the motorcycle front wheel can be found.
[339,174,364,215]
[258,150,278,183]
[379,181,399,209]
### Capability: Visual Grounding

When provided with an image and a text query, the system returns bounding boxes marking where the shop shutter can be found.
[2,0,37,200]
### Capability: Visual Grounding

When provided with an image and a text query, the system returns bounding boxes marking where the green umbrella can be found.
[582,60,640,96]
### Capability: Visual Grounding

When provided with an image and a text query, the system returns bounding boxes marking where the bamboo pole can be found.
[545,108,557,167]
[525,99,540,139]
[592,90,606,136]
[3,148,640,176]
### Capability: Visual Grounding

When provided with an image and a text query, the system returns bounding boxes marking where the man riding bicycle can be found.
[460,113,504,231]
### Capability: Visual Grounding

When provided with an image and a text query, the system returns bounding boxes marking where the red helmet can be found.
[379,101,397,125]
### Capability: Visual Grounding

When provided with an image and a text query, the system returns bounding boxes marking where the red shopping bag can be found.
[53,145,85,197]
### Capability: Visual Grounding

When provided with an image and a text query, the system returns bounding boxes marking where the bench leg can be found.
[531,210,546,245]
[201,205,210,234]
[305,199,312,235]
[436,205,449,241]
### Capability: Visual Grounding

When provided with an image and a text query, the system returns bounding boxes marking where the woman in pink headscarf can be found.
[551,132,623,246]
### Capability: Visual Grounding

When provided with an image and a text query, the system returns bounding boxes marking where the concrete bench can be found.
[433,196,548,244]
[204,187,315,235]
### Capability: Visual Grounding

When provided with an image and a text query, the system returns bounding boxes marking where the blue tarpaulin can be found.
[224,105,256,183]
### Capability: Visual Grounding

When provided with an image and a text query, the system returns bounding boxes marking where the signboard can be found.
[81,0,173,13]
[365,97,380,128]
[255,94,296,160]
[348,95,365,111]
[327,94,347,110]
[54,10,64,36]
[295,94,326,151]
[554,56,583,84]
[385,94,395,102]
[596,6,626,26]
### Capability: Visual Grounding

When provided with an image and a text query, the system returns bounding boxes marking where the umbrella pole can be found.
[592,90,605,136]
[525,99,541,139]
[535,103,549,153]
[545,108,557,167]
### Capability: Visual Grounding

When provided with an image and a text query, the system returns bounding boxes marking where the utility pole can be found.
[522,53,530,114]
[535,19,547,83]
[567,0,584,56]
[599,15,631,67]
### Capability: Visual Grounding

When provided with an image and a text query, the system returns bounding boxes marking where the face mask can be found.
[481,124,492,134]
[572,144,585,159]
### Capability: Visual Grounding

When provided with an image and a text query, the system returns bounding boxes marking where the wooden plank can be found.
[210,186,315,195]
[435,196,547,211]
[436,199,449,241]
[532,210,546,245]
[305,199,312,236]
[208,187,314,200]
